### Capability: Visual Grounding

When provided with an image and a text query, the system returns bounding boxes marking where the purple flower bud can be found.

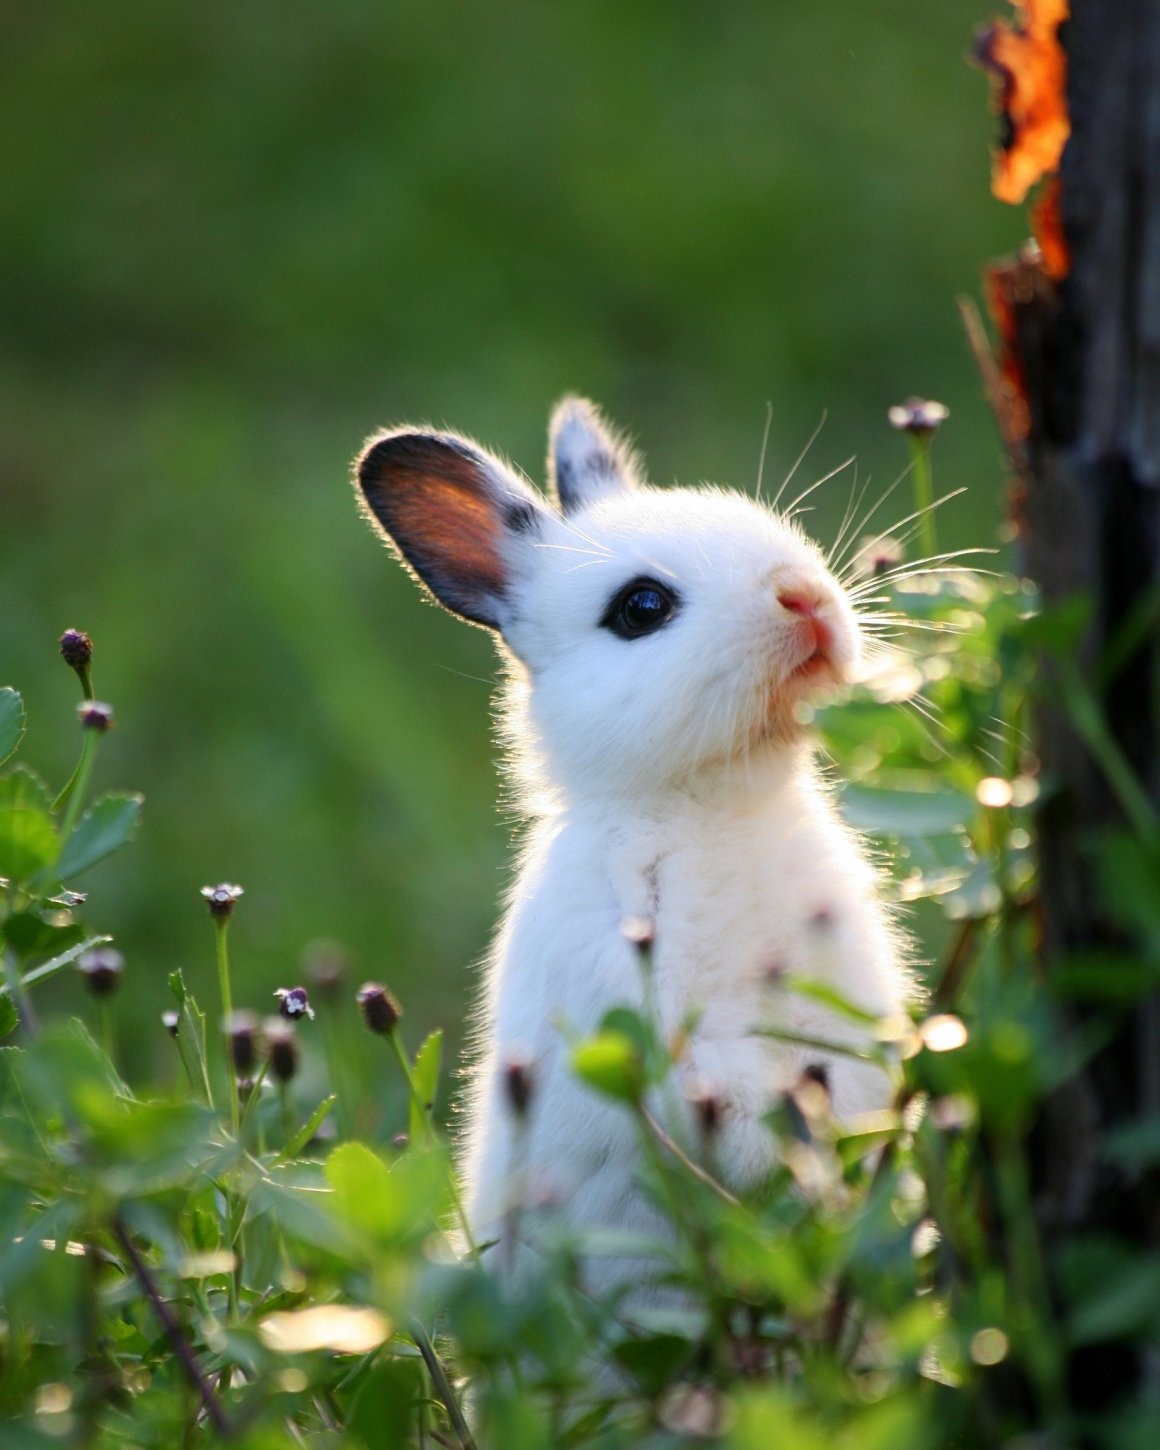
[59,629,93,671]
[274,986,314,1021]
[888,397,949,439]
[686,1081,723,1138]
[224,1010,260,1075]
[78,946,123,996]
[78,701,114,732]
[503,1057,534,1118]
[356,982,401,1035]
[201,883,243,921]
[264,1019,299,1083]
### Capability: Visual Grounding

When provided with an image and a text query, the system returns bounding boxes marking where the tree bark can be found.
[1000,0,1160,1414]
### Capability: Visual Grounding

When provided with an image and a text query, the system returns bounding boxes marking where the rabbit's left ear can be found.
[548,396,640,515]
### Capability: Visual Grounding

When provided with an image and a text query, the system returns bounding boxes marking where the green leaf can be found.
[841,783,972,837]
[14,1019,128,1124]
[0,688,24,767]
[1068,1253,1160,1345]
[55,792,143,882]
[571,1030,644,1103]
[777,975,880,1027]
[409,1028,443,1143]
[21,934,112,988]
[2,912,85,962]
[325,1139,451,1245]
[0,767,58,883]
[1103,1116,1160,1173]
[611,1332,694,1394]
[168,969,213,1106]
[0,993,16,1041]
[276,1094,337,1163]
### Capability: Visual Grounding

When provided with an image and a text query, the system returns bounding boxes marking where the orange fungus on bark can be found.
[975,0,1070,206]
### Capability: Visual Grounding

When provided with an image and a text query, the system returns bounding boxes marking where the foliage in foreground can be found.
[2,478,1159,1449]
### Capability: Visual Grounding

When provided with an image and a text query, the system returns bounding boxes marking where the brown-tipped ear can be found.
[356,429,546,630]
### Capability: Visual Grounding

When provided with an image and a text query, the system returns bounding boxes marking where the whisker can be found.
[781,455,856,519]
[988,713,1033,747]
[755,401,774,501]
[848,549,1000,595]
[770,410,828,512]
[828,468,910,575]
[828,465,867,567]
[837,489,969,582]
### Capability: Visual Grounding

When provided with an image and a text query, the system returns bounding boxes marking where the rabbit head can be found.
[355,398,862,802]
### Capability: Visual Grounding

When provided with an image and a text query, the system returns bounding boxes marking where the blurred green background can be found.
[1,1,1026,1077]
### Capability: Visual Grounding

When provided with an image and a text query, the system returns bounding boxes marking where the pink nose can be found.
[778,589,821,617]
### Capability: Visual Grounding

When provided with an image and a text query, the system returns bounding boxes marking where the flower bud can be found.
[685,1079,723,1139]
[265,1019,299,1083]
[162,1010,180,1037]
[356,982,401,1035]
[78,701,114,732]
[58,629,93,672]
[302,939,347,999]
[201,883,243,921]
[273,985,314,1021]
[78,946,123,996]
[224,1010,261,1075]
[620,915,655,950]
[887,397,949,439]
[503,1057,534,1118]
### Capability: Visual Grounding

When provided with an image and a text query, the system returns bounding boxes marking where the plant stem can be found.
[639,1105,739,1206]
[410,1319,476,1450]
[98,997,115,1066]
[56,728,99,836]
[214,920,240,1137]
[2,948,40,1038]
[112,1216,230,1436]
[907,434,938,562]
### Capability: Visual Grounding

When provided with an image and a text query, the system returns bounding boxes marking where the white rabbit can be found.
[354,398,909,1296]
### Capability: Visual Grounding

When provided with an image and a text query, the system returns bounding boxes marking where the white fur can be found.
[355,400,910,1298]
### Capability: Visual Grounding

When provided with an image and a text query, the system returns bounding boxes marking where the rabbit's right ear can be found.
[356,430,548,631]
[548,396,640,515]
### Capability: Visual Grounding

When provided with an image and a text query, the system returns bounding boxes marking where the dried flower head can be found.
[265,1019,299,1083]
[78,701,114,732]
[201,883,243,921]
[356,982,402,1035]
[224,1010,261,1075]
[58,629,93,672]
[274,986,314,1021]
[888,397,950,439]
[78,946,124,996]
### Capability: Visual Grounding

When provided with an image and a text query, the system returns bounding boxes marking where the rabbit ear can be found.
[356,429,548,630]
[548,396,640,515]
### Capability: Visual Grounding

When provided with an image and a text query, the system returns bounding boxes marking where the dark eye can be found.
[600,577,679,640]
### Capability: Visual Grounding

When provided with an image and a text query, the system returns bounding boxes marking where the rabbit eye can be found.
[601,577,679,640]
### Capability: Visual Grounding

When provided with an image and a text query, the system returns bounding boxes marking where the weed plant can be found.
[1,425,1157,1448]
